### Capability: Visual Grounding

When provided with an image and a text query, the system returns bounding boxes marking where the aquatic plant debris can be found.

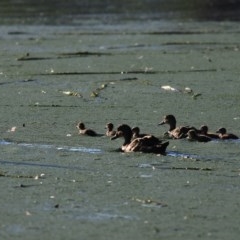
[161,85,202,99]
[132,198,168,207]
[91,83,108,97]
[60,90,82,97]
[161,85,180,92]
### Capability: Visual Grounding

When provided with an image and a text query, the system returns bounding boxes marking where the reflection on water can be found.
[0,140,102,154]
[0,0,239,25]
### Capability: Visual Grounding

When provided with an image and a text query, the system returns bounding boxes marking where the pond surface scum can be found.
[0,1,240,239]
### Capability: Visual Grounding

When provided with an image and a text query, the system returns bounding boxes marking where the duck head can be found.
[76,122,85,130]
[111,124,133,142]
[131,126,140,135]
[200,125,208,134]
[105,122,114,131]
[216,127,226,134]
[187,129,197,138]
[159,115,176,126]
[158,115,177,132]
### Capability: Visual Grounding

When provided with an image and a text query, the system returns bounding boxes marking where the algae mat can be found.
[0,21,240,239]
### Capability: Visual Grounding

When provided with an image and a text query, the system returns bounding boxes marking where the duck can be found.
[111,124,169,154]
[199,125,220,139]
[187,129,212,142]
[131,126,162,143]
[76,122,97,136]
[131,126,148,139]
[105,122,116,137]
[158,114,196,139]
[216,127,239,140]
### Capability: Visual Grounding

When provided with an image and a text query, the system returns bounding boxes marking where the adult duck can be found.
[111,124,169,154]
[105,122,116,137]
[216,128,239,140]
[158,114,196,139]
[187,129,212,142]
[200,125,219,139]
[76,122,97,136]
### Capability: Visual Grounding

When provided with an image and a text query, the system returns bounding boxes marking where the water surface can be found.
[0,1,240,239]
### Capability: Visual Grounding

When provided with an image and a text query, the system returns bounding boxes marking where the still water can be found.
[0,1,240,239]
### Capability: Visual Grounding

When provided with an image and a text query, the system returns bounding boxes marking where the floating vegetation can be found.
[0,172,36,179]
[119,77,138,81]
[29,103,61,107]
[17,53,51,61]
[132,197,168,207]
[91,91,99,98]
[17,51,112,61]
[135,163,213,171]
[161,85,180,92]
[60,90,82,97]
[58,51,112,57]
[161,85,202,99]
[40,70,157,76]
[90,83,108,98]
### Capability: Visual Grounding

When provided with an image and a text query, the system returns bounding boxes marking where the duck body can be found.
[187,129,212,142]
[216,128,239,140]
[105,123,116,137]
[159,115,196,139]
[112,124,169,154]
[76,122,97,136]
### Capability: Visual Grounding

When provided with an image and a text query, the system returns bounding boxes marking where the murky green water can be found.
[0,2,240,239]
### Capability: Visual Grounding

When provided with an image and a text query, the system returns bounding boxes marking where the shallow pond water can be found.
[0,9,240,240]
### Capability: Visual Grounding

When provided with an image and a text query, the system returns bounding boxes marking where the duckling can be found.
[187,129,212,142]
[216,128,239,140]
[131,126,148,139]
[76,122,97,136]
[105,122,116,137]
[111,124,169,154]
[158,114,196,139]
[200,125,219,139]
[131,126,162,144]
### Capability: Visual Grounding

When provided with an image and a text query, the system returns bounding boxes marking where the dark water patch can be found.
[58,51,112,57]
[8,31,29,35]
[1,0,240,25]
[13,184,41,188]
[39,68,217,76]
[17,56,52,61]
[136,163,213,171]
[17,51,112,61]
[119,77,138,81]
[0,78,37,86]
[41,70,156,75]
[0,159,90,171]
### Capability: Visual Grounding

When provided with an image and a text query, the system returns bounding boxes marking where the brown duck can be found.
[105,122,116,137]
[111,124,169,154]
[200,125,220,139]
[216,128,239,140]
[76,122,97,136]
[158,114,196,139]
[187,129,212,142]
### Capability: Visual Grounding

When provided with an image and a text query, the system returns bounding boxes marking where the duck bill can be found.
[158,121,165,125]
[111,133,120,140]
[111,131,123,140]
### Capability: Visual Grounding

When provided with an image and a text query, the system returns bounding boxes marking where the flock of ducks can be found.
[76,114,239,155]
